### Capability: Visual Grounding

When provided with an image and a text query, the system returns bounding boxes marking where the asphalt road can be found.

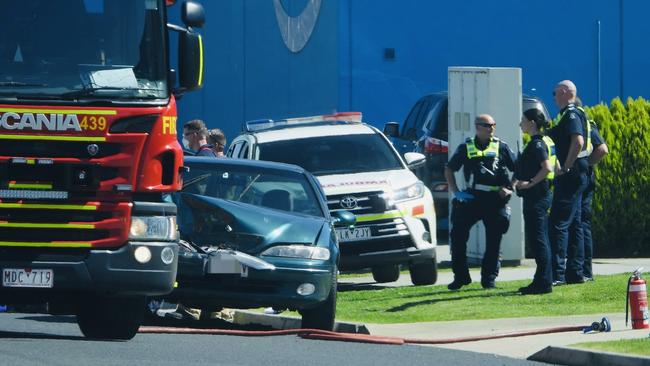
[0,313,545,366]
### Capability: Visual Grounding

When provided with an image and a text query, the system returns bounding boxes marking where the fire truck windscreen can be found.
[0,0,169,101]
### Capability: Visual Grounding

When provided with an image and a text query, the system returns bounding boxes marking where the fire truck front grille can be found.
[0,141,120,159]
[0,208,112,223]
[0,228,109,241]
[0,202,131,249]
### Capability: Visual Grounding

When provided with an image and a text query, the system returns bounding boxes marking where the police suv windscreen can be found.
[258,134,404,176]
[0,0,168,101]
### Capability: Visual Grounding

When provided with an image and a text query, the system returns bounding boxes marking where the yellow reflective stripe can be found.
[8,182,53,189]
[355,211,402,222]
[0,241,92,248]
[0,222,94,229]
[0,203,98,210]
[542,136,557,180]
[0,107,116,115]
[0,134,106,142]
[198,35,204,87]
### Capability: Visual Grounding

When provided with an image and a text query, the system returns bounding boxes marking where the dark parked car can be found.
[164,157,354,330]
[385,91,551,231]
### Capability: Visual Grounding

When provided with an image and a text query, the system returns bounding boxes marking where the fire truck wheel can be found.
[409,259,438,286]
[77,295,146,340]
[371,264,400,283]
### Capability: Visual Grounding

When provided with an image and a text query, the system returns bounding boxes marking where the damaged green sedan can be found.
[166,157,354,330]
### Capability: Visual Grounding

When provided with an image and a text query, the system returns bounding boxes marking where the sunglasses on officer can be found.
[476,122,496,128]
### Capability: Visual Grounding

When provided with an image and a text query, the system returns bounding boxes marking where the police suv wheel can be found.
[409,259,438,286]
[371,264,400,283]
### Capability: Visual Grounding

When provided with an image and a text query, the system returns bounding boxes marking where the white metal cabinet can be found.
[447,67,524,264]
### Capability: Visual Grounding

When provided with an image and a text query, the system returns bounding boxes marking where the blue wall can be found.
[174,0,649,142]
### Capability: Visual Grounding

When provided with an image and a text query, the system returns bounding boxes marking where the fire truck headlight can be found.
[134,246,152,264]
[129,216,178,241]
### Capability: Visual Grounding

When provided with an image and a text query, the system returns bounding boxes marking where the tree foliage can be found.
[585,97,650,256]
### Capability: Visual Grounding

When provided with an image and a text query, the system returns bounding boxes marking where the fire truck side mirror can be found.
[182,1,205,29]
[178,31,203,93]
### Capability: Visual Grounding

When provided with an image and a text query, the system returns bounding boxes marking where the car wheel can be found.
[409,259,438,286]
[300,274,337,330]
[77,295,145,340]
[371,264,400,283]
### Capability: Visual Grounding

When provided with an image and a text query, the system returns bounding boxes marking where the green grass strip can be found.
[572,338,650,357]
[336,273,629,324]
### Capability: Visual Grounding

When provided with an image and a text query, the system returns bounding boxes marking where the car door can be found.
[226,135,255,159]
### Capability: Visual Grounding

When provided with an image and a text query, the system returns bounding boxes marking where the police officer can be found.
[547,80,590,285]
[444,114,516,290]
[572,98,609,281]
[515,108,556,295]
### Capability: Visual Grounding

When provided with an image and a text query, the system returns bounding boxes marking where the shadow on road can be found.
[18,315,77,324]
[0,330,85,341]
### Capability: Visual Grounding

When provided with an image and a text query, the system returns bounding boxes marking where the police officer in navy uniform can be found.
[515,108,556,294]
[572,98,609,281]
[444,114,516,290]
[547,80,590,285]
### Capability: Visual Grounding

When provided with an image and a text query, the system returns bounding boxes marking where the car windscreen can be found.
[181,164,325,217]
[258,133,404,175]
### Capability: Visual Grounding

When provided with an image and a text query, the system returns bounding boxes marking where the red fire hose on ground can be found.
[139,318,609,345]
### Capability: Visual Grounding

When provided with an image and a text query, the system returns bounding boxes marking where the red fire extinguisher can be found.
[626,268,649,329]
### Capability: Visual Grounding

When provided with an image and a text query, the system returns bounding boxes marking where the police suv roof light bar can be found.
[243,112,363,133]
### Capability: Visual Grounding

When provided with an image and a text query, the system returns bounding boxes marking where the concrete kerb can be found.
[529,346,650,366]
[231,309,370,334]
[231,309,650,366]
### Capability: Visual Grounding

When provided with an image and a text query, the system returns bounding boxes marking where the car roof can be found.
[184,156,308,175]
[246,123,377,144]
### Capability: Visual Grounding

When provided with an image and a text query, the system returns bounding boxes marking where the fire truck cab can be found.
[0,0,204,340]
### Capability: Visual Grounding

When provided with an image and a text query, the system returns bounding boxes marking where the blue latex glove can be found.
[454,191,475,202]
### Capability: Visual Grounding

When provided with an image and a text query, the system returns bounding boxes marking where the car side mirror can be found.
[332,210,356,228]
[383,122,400,138]
[404,152,426,169]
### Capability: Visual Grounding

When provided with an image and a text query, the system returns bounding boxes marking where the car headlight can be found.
[261,245,330,260]
[391,182,425,202]
[129,216,178,241]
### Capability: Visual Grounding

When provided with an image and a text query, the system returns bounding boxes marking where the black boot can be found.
[519,283,552,295]
[447,277,471,290]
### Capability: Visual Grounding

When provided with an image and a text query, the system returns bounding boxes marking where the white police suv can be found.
[227,112,437,285]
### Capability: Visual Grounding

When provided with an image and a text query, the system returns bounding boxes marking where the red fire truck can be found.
[0,0,204,339]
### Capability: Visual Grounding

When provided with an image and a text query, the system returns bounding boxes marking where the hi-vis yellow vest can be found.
[466,137,499,159]
[523,136,557,180]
